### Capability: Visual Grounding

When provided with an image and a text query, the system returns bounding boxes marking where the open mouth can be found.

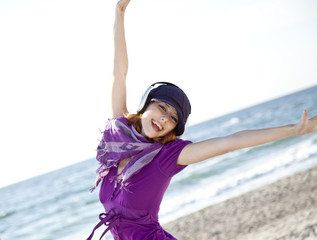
[152,120,163,131]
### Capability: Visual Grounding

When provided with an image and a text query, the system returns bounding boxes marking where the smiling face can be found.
[140,100,178,139]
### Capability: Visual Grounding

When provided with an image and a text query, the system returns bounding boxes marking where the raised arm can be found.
[111,0,130,118]
[178,110,317,165]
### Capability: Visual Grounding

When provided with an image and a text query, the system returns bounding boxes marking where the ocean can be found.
[1,85,317,240]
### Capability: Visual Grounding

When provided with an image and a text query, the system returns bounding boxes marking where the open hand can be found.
[295,110,317,136]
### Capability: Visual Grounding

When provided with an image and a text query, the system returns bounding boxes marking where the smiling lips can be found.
[152,120,163,131]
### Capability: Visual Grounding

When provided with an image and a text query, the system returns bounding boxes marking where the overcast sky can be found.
[0,0,316,188]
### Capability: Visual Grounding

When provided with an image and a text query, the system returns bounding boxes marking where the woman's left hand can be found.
[294,110,317,136]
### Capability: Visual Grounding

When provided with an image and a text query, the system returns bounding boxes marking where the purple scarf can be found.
[92,117,163,191]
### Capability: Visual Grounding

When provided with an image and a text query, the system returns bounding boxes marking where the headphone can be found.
[137,82,180,114]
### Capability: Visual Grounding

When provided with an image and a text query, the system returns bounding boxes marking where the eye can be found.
[159,104,167,112]
[171,116,178,123]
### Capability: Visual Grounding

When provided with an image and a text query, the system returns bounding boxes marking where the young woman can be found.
[87,1,317,239]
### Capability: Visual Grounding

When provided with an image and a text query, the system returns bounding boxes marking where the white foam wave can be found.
[221,117,240,128]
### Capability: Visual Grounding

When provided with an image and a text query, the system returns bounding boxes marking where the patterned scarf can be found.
[91,117,163,191]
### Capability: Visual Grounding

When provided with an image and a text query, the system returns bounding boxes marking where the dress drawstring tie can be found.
[87,211,154,240]
[86,212,120,240]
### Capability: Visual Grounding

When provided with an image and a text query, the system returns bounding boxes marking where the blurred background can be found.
[0,0,316,239]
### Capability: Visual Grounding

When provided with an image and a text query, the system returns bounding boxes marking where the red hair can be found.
[124,113,176,145]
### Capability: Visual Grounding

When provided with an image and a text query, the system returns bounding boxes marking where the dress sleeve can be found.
[157,139,192,177]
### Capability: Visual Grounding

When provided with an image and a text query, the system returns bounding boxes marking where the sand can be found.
[163,165,317,240]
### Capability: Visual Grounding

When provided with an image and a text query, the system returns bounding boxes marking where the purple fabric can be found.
[92,117,163,191]
[88,117,192,240]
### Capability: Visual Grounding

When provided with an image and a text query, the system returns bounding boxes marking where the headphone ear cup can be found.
[137,82,167,113]
[137,85,154,113]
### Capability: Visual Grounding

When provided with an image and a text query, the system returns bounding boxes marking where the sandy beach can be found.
[164,165,317,240]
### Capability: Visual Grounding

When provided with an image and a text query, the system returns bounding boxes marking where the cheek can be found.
[165,122,177,133]
[141,111,151,124]
[140,116,146,128]
[140,113,154,135]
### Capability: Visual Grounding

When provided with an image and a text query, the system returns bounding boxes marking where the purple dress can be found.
[88,138,191,240]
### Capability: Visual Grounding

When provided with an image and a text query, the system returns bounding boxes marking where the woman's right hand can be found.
[116,0,130,14]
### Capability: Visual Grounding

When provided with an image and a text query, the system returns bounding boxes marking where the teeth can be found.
[153,120,162,130]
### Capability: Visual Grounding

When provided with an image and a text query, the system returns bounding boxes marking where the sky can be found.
[0,0,316,188]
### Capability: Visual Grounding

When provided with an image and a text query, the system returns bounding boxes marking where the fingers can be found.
[299,110,308,125]
[309,113,317,121]
[309,113,317,132]
[302,110,317,134]
[304,109,308,118]
[117,0,131,12]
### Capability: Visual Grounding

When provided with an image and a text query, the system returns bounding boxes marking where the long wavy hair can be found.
[124,113,176,145]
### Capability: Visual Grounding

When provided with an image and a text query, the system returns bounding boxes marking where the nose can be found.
[161,113,173,123]
[161,114,167,122]
[161,114,168,122]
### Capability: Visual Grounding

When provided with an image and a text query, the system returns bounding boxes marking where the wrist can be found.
[116,2,127,16]
[288,124,296,137]
[115,10,125,20]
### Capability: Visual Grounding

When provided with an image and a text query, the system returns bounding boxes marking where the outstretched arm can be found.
[111,0,130,118]
[178,110,317,165]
